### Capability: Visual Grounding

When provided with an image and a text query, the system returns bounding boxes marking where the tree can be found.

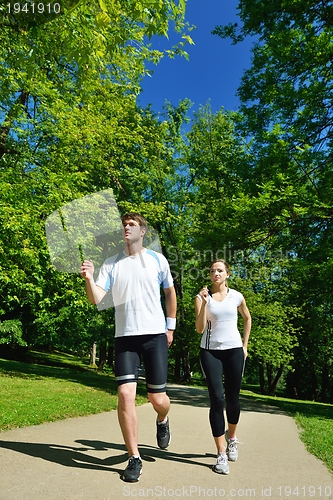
[212,0,333,245]
[234,275,299,395]
[213,0,333,401]
[0,0,193,357]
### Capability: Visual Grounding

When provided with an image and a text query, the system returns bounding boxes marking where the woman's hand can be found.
[199,286,209,304]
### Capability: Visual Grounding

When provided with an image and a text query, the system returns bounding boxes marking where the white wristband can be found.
[166,317,176,330]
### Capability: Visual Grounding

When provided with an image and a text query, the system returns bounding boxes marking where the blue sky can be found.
[137,0,254,117]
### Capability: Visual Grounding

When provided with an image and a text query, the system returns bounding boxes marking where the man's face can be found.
[122,219,146,243]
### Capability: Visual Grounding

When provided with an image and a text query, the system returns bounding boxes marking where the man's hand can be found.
[80,259,106,305]
[80,259,94,280]
[166,329,174,348]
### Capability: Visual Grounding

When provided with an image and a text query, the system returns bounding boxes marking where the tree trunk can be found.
[269,365,284,395]
[311,362,319,401]
[98,342,107,371]
[321,362,329,402]
[286,370,299,399]
[174,352,181,380]
[182,349,191,383]
[89,342,97,366]
[266,363,273,389]
[259,362,267,394]
[108,344,114,371]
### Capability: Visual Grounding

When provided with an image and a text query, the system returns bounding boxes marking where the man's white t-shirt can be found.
[197,288,243,350]
[95,249,173,337]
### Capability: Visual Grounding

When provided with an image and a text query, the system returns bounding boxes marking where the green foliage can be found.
[0,0,192,78]
[184,104,251,250]
[0,320,26,346]
[0,0,192,357]
[212,0,333,401]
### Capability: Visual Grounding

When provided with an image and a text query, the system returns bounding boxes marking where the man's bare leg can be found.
[117,382,139,456]
[148,391,170,421]
[148,392,171,449]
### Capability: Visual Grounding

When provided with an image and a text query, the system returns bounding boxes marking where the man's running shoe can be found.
[156,417,171,449]
[225,429,239,461]
[212,452,229,475]
[121,455,142,482]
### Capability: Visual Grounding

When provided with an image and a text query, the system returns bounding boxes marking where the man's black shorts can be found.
[115,333,168,393]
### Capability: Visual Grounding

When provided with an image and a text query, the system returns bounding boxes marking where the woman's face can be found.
[209,262,229,284]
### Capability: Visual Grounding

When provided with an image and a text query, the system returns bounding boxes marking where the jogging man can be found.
[80,212,177,482]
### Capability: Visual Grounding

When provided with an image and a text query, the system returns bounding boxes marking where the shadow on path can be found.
[0,438,215,477]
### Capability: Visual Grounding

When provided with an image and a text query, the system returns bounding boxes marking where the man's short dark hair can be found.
[121,212,148,228]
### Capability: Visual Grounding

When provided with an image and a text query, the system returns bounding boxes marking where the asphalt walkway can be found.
[0,385,332,500]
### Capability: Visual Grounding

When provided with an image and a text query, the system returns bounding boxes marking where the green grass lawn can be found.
[0,351,148,431]
[0,351,332,475]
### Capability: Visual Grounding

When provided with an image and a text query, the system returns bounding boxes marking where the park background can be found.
[0,0,333,407]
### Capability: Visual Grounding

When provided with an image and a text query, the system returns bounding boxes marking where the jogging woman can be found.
[195,259,251,475]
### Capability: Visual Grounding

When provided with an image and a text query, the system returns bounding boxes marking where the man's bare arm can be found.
[80,260,107,305]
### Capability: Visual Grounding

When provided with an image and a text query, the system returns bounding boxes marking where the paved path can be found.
[0,385,332,500]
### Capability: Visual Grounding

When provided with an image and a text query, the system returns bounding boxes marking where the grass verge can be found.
[0,352,148,431]
[241,389,333,474]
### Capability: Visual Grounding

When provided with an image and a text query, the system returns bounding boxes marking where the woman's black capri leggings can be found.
[200,347,244,437]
